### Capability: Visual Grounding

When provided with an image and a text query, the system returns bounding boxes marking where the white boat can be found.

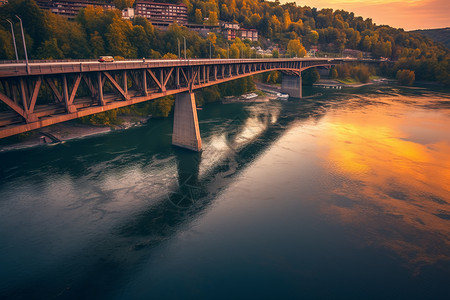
[241,93,258,100]
[276,93,289,100]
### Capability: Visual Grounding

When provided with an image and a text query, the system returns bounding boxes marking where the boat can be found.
[241,93,258,100]
[276,93,289,100]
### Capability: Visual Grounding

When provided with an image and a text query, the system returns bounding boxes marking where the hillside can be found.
[411,28,450,49]
[0,0,449,85]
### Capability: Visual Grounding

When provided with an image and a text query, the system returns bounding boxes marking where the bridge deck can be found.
[0,58,363,140]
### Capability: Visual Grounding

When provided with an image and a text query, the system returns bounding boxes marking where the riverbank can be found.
[313,77,389,88]
[0,115,150,152]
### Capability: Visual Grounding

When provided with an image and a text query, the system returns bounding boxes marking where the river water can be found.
[0,84,449,299]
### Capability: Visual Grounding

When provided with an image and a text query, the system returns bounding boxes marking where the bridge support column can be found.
[281,73,303,99]
[172,92,202,152]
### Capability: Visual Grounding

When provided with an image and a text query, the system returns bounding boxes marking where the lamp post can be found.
[5,19,18,62]
[183,36,186,59]
[227,43,229,59]
[209,42,212,59]
[16,15,29,73]
[177,38,180,59]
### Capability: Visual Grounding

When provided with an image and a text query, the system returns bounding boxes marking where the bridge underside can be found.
[0,59,338,150]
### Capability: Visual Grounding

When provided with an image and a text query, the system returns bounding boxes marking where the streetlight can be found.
[227,43,229,59]
[209,42,212,59]
[177,38,180,59]
[5,19,18,62]
[15,15,29,73]
[183,36,186,59]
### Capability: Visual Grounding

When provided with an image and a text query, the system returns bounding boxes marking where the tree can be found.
[151,96,175,117]
[286,39,307,57]
[283,11,291,30]
[90,31,105,58]
[272,49,279,58]
[302,68,320,85]
[195,9,203,24]
[331,66,338,79]
[106,16,136,58]
[396,69,415,86]
[230,43,240,58]
[206,11,218,25]
[162,52,178,59]
[0,28,14,60]
[129,25,150,58]
[306,30,319,45]
[207,32,216,45]
[37,38,64,59]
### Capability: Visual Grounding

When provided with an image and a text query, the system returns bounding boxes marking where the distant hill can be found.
[411,28,450,49]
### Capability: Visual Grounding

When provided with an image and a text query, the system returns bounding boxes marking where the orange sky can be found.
[285,0,450,30]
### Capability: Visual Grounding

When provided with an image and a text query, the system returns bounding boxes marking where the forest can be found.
[0,0,449,122]
[0,0,449,82]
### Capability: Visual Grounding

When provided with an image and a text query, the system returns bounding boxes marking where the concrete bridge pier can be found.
[172,92,202,152]
[281,73,302,99]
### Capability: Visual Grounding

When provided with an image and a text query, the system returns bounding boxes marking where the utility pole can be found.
[16,15,29,73]
[6,19,18,62]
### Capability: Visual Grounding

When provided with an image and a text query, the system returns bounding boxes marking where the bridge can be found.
[0,58,349,151]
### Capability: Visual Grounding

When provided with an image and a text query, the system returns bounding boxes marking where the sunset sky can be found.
[285,0,450,30]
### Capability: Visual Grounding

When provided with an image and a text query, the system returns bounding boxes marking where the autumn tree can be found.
[195,9,203,24]
[286,39,307,57]
[396,69,415,86]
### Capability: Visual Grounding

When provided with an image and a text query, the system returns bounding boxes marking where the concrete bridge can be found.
[0,58,349,151]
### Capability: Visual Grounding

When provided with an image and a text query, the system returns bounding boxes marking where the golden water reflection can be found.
[319,97,450,271]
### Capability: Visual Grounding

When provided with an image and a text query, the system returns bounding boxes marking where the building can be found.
[36,0,115,19]
[221,22,258,42]
[122,7,135,19]
[221,22,239,40]
[239,28,258,42]
[222,28,237,40]
[221,22,240,30]
[135,1,188,27]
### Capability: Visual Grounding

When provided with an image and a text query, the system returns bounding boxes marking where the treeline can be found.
[0,0,449,84]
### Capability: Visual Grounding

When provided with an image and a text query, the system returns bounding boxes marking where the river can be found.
[0,84,449,299]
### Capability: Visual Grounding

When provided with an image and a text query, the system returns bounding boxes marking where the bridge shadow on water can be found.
[0,92,346,299]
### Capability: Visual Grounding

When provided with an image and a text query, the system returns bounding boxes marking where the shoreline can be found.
[0,116,149,153]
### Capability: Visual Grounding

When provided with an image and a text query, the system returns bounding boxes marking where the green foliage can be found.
[272,49,279,58]
[80,109,122,126]
[286,39,307,57]
[218,76,256,97]
[0,28,14,60]
[150,96,175,118]
[396,69,415,86]
[37,38,64,59]
[302,68,320,85]
[263,71,281,84]
[330,66,338,79]
[335,64,373,83]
